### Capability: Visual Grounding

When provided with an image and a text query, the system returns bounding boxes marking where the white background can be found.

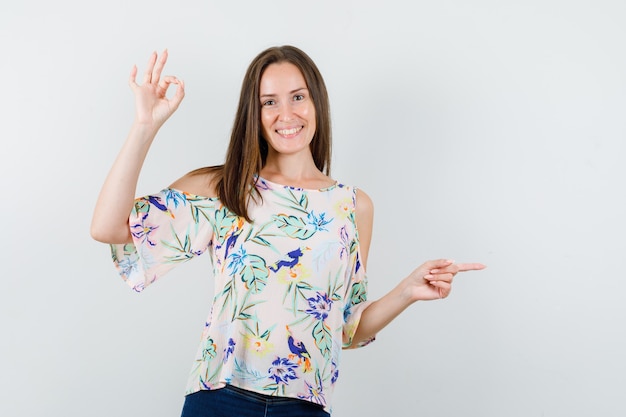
[1,1,625,416]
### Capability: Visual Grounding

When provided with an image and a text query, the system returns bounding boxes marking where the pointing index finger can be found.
[456,263,487,272]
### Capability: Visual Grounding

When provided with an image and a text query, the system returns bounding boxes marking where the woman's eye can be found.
[262,99,275,106]
[293,94,304,101]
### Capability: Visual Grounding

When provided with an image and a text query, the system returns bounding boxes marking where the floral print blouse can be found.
[110,177,372,414]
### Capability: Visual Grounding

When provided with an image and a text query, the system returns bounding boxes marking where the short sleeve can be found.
[109,188,217,292]
[341,248,373,348]
[341,188,374,348]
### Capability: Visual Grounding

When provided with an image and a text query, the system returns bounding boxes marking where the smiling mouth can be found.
[276,127,303,136]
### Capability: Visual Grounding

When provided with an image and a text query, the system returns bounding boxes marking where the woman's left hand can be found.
[348,259,486,346]
[406,259,486,301]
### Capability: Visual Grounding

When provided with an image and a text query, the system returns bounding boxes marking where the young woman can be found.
[91,45,485,417]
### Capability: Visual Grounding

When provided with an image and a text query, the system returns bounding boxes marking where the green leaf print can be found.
[312,320,332,358]
[214,207,238,241]
[233,298,266,322]
[134,199,150,216]
[233,358,266,383]
[273,188,309,214]
[240,254,269,294]
[202,337,217,360]
[349,238,358,255]
[242,320,275,341]
[162,225,195,263]
[283,281,314,317]
[200,363,224,389]
[296,192,309,211]
[328,271,344,303]
[245,221,278,248]
[191,203,216,225]
[218,276,237,317]
[273,214,315,240]
[350,281,367,304]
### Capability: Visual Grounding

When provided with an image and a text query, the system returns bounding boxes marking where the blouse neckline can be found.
[255,175,339,192]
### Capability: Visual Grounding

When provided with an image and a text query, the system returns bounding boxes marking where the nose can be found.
[278,102,295,122]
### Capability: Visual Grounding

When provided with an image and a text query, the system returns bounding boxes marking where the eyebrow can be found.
[260,87,308,99]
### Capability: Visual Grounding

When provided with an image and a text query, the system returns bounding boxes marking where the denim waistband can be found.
[223,384,304,405]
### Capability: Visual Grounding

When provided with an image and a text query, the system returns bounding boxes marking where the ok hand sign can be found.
[129,50,185,129]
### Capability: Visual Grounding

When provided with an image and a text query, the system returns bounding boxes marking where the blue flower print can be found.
[163,189,187,209]
[331,359,339,384]
[343,303,352,322]
[307,211,333,232]
[305,292,332,321]
[223,338,236,364]
[268,357,299,385]
[227,246,248,276]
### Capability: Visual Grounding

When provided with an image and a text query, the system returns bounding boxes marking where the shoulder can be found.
[169,167,220,198]
[354,188,374,219]
[354,188,374,235]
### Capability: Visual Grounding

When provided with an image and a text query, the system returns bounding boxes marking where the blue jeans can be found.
[180,385,331,417]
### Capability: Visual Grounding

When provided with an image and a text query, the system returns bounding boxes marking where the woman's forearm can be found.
[90,122,158,243]
[351,277,415,346]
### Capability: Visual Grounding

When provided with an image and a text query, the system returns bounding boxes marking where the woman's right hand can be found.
[91,50,185,244]
[129,50,185,129]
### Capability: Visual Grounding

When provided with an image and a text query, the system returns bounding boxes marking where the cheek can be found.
[299,104,315,127]
[260,111,275,134]
[308,107,317,131]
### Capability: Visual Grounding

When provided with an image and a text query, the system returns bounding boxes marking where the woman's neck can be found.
[261,154,332,189]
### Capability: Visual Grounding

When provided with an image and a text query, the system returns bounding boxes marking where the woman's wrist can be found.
[128,120,160,145]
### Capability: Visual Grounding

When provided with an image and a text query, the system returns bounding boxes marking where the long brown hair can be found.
[193,45,332,221]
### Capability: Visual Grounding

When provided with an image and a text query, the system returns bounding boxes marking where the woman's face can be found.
[259,62,316,159]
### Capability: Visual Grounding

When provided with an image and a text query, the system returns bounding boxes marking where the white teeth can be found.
[277,127,301,135]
